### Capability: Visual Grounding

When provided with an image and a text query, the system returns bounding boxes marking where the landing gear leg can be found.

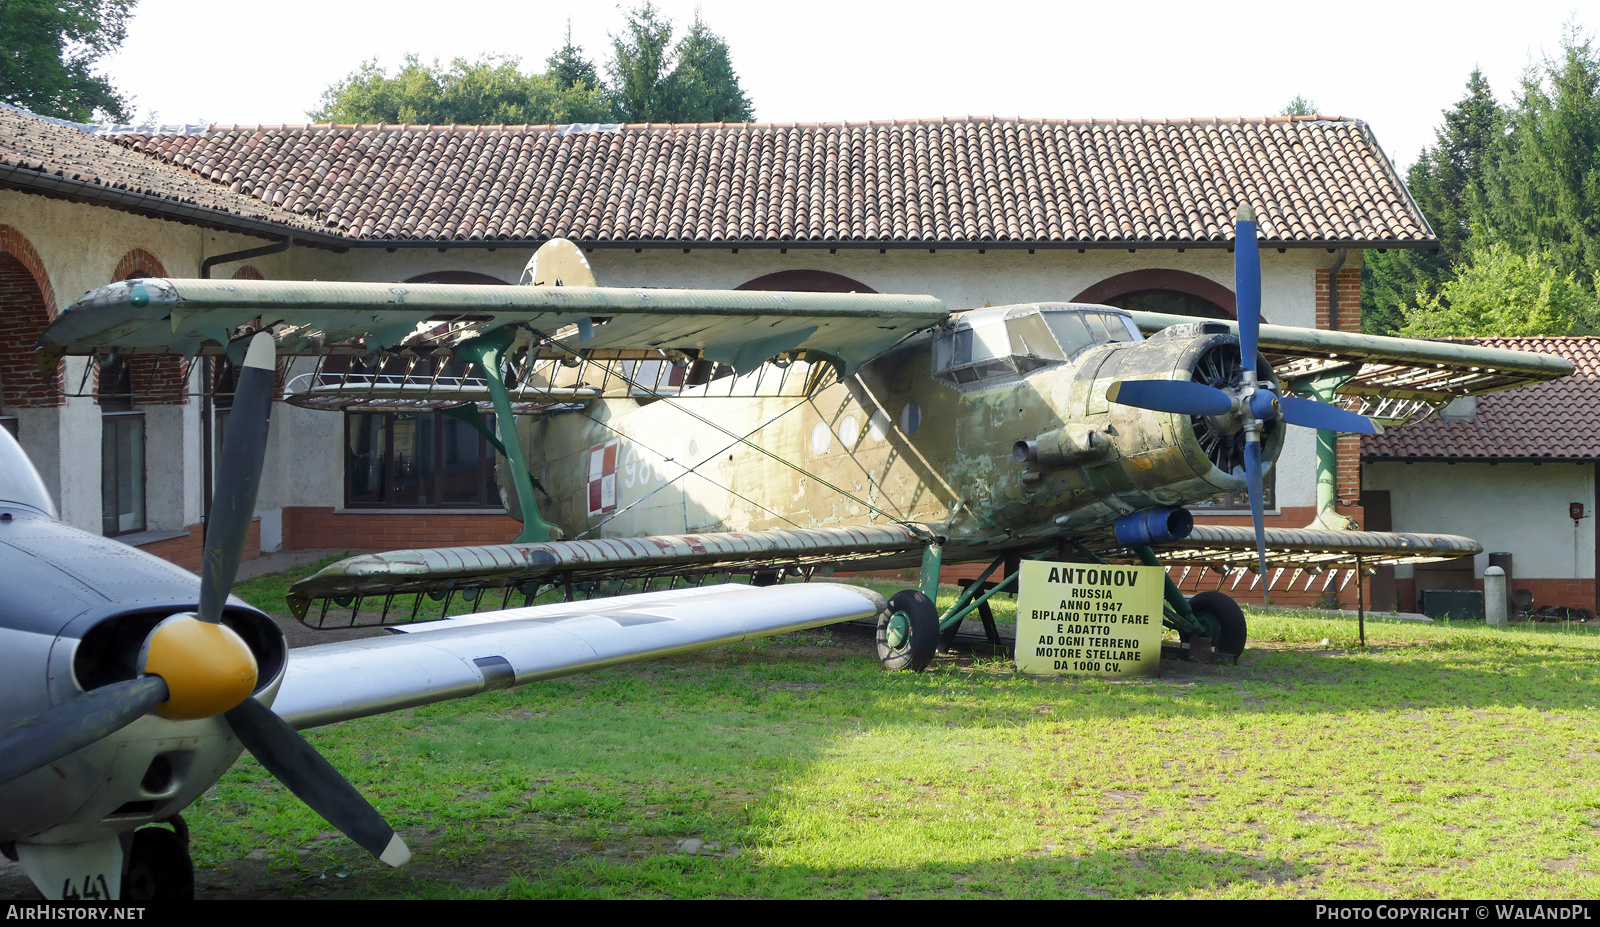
[122,825,193,901]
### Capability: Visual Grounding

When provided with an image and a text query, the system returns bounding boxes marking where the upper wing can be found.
[1127,310,1574,426]
[271,582,885,730]
[39,277,948,376]
[286,524,932,627]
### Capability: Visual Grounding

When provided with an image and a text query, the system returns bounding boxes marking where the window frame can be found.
[343,408,503,510]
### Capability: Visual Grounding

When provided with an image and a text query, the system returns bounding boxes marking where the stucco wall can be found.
[0,191,285,533]
[1364,460,1597,579]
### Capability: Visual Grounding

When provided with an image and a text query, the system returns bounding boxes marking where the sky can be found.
[98,0,1594,173]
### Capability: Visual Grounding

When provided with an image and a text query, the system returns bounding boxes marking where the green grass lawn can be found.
[215,568,1600,899]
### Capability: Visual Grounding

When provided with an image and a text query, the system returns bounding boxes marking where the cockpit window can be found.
[931,304,1141,391]
[0,427,57,518]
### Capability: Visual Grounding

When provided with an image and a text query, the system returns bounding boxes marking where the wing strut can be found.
[455,327,558,543]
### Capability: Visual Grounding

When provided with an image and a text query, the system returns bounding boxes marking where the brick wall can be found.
[135,520,262,574]
[282,507,523,551]
[110,249,188,405]
[1395,576,1596,617]
[0,227,62,407]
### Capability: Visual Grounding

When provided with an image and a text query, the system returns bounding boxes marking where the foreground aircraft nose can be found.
[0,333,412,878]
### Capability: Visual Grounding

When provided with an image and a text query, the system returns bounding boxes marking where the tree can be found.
[0,0,135,121]
[669,12,754,123]
[1362,69,1502,334]
[1399,242,1600,337]
[546,20,601,92]
[1473,26,1600,291]
[312,4,754,126]
[607,2,754,123]
[606,1,678,122]
[309,54,611,126]
[1280,96,1318,116]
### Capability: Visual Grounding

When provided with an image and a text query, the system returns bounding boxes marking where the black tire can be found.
[1188,591,1247,656]
[122,826,193,901]
[876,590,939,672]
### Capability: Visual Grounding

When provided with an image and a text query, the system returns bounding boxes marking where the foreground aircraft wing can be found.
[1126,310,1573,427]
[38,277,948,376]
[286,524,933,627]
[270,582,884,729]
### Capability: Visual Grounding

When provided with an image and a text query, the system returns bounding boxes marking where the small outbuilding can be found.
[1362,337,1600,618]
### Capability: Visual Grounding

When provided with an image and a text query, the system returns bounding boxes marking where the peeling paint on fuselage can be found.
[506,315,1284,563]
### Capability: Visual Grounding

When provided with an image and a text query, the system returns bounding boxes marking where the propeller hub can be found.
[137,615,258,720]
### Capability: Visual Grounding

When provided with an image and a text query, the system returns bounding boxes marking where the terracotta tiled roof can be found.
[1363,337,1600,460]
[0,105,320,235]
[109,116,1432,246]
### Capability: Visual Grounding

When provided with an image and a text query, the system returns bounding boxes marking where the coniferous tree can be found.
[670,12,754,122]
[1280,96,1318,116]
[1363,69,1502,333]
[1474,28,1600,291]
[546,20,602,92]
[606,1,678,122]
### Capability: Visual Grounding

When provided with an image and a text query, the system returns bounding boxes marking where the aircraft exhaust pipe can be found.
[1114,508,1195,547]
[1013,426,1116,468]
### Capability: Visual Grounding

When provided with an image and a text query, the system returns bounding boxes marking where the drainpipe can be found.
[1327,248,1347,331]
[199,236,294,540]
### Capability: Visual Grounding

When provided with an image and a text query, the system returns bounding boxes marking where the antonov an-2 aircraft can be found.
[8,209,1571,898]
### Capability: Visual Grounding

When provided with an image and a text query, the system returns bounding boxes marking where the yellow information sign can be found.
[1014,560,1165,677]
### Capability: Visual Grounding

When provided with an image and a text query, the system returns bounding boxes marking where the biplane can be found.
[1,209,1570,898]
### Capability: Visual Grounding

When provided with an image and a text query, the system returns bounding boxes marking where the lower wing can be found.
[286,524,932,627]
[1095,525,1482,596]
[272,582,885,730]
[1158,525,1481,566]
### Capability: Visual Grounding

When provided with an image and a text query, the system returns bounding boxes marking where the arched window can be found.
[737,270,876,293]
[1073,270,1239,321]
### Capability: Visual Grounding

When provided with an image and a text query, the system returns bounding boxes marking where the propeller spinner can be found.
[0,332,409,868]
[1105,205,1379,577]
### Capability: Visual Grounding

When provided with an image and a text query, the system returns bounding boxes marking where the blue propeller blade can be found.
[1244,438,1267,577]
[1106,379,1234,416]
[1277,395,1380,434]
[1235,205,1261,378]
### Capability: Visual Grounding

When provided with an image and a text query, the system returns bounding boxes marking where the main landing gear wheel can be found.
[877,590,938,672]
[122,826,193,901]
[1185,591,1248,656]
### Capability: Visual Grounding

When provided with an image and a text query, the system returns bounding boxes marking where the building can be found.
[1362,337,1600,617]
[0,105,1436,587]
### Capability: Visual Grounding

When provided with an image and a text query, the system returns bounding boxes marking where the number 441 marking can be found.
[62,873,111,900]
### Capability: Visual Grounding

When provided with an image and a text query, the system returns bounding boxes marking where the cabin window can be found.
[932,306,1141,390]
